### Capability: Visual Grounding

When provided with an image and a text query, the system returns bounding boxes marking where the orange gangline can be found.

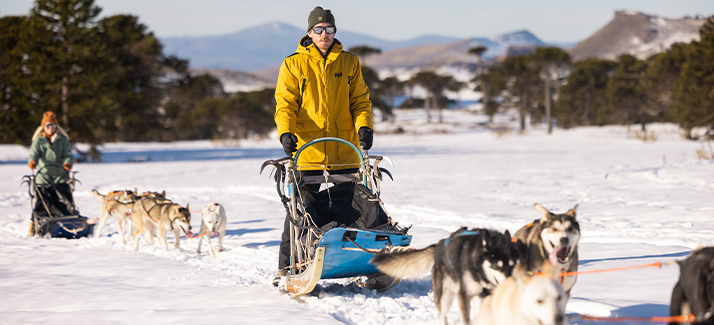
[579,313,695,323]
[536,261,666,277]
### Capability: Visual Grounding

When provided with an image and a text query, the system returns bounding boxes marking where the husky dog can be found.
[476,261,566,325]
[370,228,521,325]
[92,189,138,241]
[196,203,227,258]
[514,203,580,303]
[131,194,192,251]
[669,246,714,325]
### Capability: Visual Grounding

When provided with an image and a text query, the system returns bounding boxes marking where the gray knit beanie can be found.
[307,6,336,32]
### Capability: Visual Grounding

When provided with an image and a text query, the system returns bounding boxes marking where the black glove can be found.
[358,127,373,150]
[280,133,298,156]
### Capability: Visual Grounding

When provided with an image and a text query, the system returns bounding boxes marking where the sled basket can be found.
[24,166,92,239]
[262,137,412,296]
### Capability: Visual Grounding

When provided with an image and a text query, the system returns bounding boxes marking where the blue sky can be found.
[1,0,712,42]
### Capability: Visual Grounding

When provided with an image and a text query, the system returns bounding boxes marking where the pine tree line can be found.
[0,0,274,160]
[479,16,714,139]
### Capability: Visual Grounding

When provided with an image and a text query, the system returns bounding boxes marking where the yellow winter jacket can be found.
[274,36,372,170]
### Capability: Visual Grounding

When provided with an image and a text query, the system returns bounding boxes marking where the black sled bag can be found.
[32,183,93,239]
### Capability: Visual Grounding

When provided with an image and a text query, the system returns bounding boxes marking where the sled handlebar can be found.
[293,137,367,188]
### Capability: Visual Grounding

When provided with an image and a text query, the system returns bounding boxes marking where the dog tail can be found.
[370,244,436,279]
[92,189,105,202]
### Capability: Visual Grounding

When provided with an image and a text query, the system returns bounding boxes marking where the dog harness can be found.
[444,230,479,272]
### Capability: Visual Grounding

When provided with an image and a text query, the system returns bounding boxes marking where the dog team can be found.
[372,204,712,325]
[91,190,711,325]
[92,189,227,257]
[371,203,579,325]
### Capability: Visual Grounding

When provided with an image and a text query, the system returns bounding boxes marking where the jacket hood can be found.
[297,35,343,59]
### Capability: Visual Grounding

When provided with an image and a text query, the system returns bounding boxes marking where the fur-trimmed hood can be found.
[32,125,70,142]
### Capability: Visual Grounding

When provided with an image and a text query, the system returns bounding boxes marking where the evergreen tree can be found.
[529,47,571,133]
[378,76,404,122]
[409,71,460,123]
[477,66,506,123]
[639,43,689,127]
[25,0,102,129]
[0,16,35,144]
[185,89,275,141]
[97,15,190,143]
[169,73,225,140]
[604,54,649,129]
[554,58,616,128]
[492,55,540,131]
[348,45,381,60]
[672,16,714,139]
[468,46,489,119]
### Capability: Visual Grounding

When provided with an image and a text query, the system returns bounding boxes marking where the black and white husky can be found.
[514,203,580,303]
[370,228,522,325]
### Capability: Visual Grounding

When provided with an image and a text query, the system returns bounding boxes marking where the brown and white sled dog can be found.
[370,228,521,325]
[92,189,138,242]
[475,261,566,325]
[514,203,580,304]
[131,195,192,251]
[196,203,227,258]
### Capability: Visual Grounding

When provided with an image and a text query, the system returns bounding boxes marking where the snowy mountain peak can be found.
[492,30,546,46]
[569,11,706,61]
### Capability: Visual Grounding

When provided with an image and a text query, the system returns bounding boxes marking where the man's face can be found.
[308,22,335,54]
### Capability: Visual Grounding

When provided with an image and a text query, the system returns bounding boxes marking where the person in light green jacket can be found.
[28,111,73,185]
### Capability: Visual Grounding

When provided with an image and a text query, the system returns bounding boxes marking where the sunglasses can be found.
[312,26,336,35]
[44,123,57,128]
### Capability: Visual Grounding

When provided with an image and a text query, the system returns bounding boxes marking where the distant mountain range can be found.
[363,30,547,70]
[161,22,551,74]
[161,22,463,73]
[165,12,706,89]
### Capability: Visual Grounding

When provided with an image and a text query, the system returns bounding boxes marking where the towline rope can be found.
[183,231,218,239]
[571,310,714,323]
[535,261,675,277]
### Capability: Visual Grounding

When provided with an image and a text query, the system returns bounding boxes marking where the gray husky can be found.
[514,203,580,303]
[370,228,521,325]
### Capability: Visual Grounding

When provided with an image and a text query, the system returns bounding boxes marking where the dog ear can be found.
[161,190,166,197]
[134,188,138,196]
[534,203,552,221]
[504,229,511,241]
[186,203,190,211]
[566,204,578,218]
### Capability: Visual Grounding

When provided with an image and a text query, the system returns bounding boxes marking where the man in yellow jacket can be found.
[273,6,374,286]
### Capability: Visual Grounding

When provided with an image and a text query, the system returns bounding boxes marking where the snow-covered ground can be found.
[1,109,712,324]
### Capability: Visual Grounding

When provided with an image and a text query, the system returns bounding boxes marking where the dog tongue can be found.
[549,248,559,265]
[184,230,194,237]
[549,246,567,265]
[211,231,219,237]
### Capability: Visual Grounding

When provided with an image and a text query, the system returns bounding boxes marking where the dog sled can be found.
[22,164,94,239]
[261,137,412,296]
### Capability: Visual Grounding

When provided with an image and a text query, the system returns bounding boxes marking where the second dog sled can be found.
[22,164,94,239]
[261,137,411,296]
